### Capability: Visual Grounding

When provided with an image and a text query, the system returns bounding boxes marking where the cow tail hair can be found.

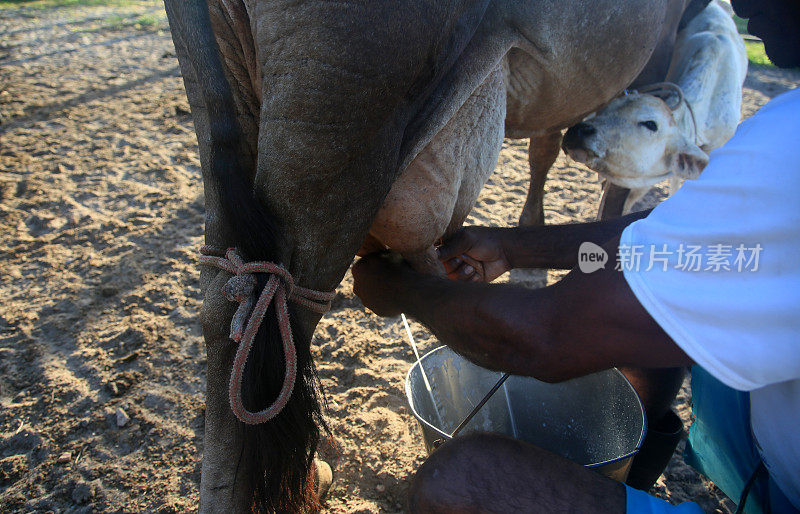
[165,1,326,511]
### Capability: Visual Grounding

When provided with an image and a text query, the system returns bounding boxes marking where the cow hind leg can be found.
[519,131,562,226]
[167,2,326,512]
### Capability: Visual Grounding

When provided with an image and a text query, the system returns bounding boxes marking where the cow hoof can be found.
[314,459,333,499]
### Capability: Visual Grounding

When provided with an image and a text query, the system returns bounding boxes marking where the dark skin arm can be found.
[438,209,652,281]
[352,217,692,383]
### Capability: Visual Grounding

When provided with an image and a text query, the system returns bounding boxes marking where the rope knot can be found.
[260,262,294,296]
[222,274,257,303]
[198,245,336,425]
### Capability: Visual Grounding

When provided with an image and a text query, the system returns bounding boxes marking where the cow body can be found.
[164,1,681,510]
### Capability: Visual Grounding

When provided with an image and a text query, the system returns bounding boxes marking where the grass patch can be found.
[732,14,749,35]
[744,40,774,67]
[0,0,152,10]
[731,13,776,67]
[98,11,162,31]
[133,13,157,27]
[0,0,166,31]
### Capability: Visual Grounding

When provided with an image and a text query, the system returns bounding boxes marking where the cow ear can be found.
[665,134,708,179]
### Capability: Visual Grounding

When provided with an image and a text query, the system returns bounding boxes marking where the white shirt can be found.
[620,88,800,508]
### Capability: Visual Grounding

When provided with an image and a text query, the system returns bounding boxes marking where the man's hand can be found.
[352,252,418,317]
[352,234,690,383]
[438,227,511,282]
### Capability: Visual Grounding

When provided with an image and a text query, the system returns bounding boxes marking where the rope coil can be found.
[199,245,335,424]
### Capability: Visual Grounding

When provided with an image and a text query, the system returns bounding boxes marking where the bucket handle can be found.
[432,372,511,450]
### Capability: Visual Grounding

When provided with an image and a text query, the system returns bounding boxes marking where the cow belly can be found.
[365,65,505,270]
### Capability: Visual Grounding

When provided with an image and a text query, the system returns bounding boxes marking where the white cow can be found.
[562,0,748,214]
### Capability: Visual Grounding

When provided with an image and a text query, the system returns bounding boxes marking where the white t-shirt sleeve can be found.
[620,88,800,392]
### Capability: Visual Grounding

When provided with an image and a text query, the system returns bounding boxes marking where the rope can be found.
[634,81,700,146]
[199,245,335,424]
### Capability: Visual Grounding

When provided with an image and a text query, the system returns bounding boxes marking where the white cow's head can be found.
[561,93,708,190]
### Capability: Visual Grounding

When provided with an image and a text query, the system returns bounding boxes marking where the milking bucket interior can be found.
[405,346,646,478]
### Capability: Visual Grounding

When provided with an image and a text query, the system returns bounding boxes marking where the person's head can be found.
[731,0,800,68]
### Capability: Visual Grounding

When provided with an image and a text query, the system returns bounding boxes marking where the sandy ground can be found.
[1,2,798,512]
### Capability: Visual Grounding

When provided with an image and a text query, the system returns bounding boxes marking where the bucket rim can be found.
[404,345,649,468]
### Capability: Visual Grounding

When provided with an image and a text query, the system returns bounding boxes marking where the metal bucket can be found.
[405,346,646,481]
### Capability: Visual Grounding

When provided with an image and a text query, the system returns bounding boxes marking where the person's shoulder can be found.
[737,88,800,138]
[758,87,800,114]
[712,87,800,163]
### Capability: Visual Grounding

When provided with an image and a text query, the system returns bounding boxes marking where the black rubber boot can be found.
[625,410,684,491]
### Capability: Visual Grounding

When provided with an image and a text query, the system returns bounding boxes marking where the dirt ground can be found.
[1,2,798,512]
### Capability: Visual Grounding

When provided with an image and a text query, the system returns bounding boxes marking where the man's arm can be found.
[353,235,692,382]
[439,209,651,281]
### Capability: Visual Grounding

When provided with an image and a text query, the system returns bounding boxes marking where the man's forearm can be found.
[396,274,560,378]
[503,210,651,270]
[353,230,691,383]
[382,260,689,382]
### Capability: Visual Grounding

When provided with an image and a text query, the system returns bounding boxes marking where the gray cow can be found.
[164,1,686,511]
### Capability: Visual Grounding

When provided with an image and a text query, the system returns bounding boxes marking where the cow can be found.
[512,0,719,224]
[561,0,748,214]
[163,0,690,511]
